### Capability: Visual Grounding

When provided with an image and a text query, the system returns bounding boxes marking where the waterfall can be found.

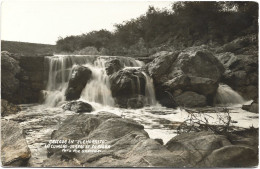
[215,84,245,105]
[80,57,114,106]
[44,55,152,108]
[142,72,157,106]
[44,55,97,106]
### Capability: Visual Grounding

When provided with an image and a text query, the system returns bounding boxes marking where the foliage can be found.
[56,2,258,55]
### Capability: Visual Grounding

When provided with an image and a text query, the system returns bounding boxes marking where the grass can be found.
[1,40,56,56]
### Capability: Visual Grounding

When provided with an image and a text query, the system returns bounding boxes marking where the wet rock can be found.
[1,120,31,166]
[43,112,190,167]
[1,51,21,102]
[1,99,21,117]
[65,66,92,100]
[105,59,123,75]
[147,49,224,107]
[62,101,93,113]
[110,68,146,98]
[127,95,145,109]
[242,102,258,113]
[174,91,207,107]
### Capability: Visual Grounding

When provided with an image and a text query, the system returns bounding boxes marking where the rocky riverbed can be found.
[1,102,258,167]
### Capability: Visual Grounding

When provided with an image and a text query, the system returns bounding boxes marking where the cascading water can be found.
[142,72,158,106]
[215,84,245,105]
[44,55,157,108]
[80,57,115,107]
[44,55,97,107]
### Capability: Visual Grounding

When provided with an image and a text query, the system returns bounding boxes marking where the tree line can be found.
[56,1,258,56]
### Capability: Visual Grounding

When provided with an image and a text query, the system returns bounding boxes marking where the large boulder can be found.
[174,91,207,107]
[203,145,258,167]
[1,51,21,102]
[43,112,189,167]
[62,101,93,113]
[65,66,92,100]
[166,131,258,167]
[1,99,21,117]
[105,59,123,75]
[147,49,224,107]
[109,68,146,101]
[1,120,31,166]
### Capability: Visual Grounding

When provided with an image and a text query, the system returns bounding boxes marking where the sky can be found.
[1,0,173,45]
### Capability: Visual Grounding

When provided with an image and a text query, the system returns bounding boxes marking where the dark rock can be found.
[127,95,145,109]
[1,51,21,102]
[65,66,92,100]
[156,91,178,108]
[62,101,93,113]
[174,91,207,107]
[110,68,146,98]
[242,102,258,113]
[154,138,164,145]
[1,120,31,166]
[1,99,21,117]
[105,59,123,75]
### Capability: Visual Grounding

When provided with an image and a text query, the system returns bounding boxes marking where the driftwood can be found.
[177,107,232,135]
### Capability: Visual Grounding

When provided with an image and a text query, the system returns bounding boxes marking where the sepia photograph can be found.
[1,0,259,167]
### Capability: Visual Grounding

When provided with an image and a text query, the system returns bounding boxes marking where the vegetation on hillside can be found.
[56,1,258,56]
[1,40,55,56]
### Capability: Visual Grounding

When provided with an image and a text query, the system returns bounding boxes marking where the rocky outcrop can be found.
[1,99,21,117]
[43,112,189,167]
[147,49,224,107]
[105,59,123,75]
[1,120,31,166]
[109,68,146,107]
[166,131,258,167]
[62,101,93,113]
[1,51,21,102]
[215,35,258,100]
[43,113,258,167]
[65,66,92,100]
[1,51,47,104]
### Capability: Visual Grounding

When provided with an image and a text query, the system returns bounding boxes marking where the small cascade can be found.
[44,55,97,107]
[142,72,158,106]
[80,58,114,106]
[215,84,245,105]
